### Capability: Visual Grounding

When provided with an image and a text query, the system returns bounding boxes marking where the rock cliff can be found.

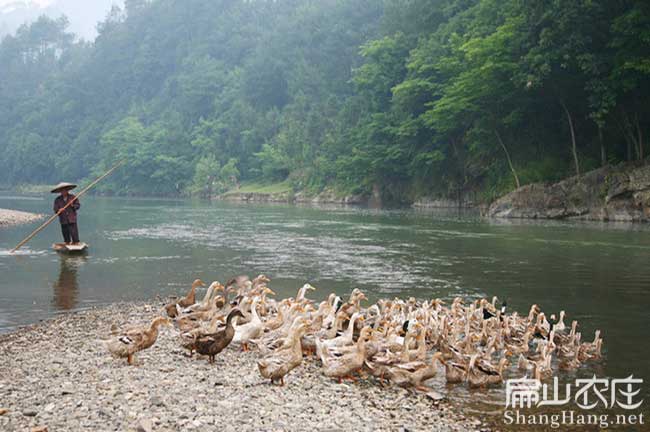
[487,162,650,222]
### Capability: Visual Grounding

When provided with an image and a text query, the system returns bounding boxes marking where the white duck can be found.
[296,283,316,303]
[316,312,363,361]
[181,281,220,314]
[233,297,264,351]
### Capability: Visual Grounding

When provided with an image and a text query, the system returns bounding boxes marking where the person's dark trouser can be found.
[61,223,79,243]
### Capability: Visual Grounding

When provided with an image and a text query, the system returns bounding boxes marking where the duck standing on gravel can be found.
[233,297,264,351]
[195,308,245,364]
[106,317,171,365]
[258,316,310,385]
[164,276,606,393]
[165,279,206,318]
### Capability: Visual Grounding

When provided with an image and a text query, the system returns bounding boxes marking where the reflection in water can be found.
[52,256,85,310]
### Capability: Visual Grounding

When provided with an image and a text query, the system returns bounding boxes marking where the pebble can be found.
[0,301,487,431]
[137,418,153,432]
[0,208,44,226]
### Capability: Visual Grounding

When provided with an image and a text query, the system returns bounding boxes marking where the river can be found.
[1,194,648,426]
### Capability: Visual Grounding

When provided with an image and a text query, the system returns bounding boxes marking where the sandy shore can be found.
[0,301,488,432]
[0,208,44,227]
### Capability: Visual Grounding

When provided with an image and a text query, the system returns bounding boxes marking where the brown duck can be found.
[165,279,205,318]
[106,317,171,365]
[195,308,244,363]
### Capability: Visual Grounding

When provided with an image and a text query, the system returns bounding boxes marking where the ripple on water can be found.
[126,255,187,262]
[0,248,48,257]
[532,237,650,250]
[107,222,468,294]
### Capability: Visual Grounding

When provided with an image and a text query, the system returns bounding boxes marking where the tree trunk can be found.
[619,109,639,161]
[599,127,606,166]
[635,114,644,160]
[495,129,520,188]
[560,100,580,177]
[449,136,467,204]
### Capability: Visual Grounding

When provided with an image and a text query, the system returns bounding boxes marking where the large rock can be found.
[487,162,650,222]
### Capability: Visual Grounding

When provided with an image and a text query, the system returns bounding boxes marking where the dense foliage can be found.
[1,0,648,201]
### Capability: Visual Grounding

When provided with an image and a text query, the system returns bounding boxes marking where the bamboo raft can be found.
[52,242,89,254]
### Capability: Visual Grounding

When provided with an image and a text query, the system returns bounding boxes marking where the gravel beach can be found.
[0,208,44,227]
[0,301,489,432]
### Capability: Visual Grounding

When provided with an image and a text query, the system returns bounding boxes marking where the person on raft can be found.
[51,182,81,244]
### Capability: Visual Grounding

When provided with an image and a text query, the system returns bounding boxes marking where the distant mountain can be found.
[0,0,124,40]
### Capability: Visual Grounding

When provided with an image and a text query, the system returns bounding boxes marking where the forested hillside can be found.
[1,0,648,202]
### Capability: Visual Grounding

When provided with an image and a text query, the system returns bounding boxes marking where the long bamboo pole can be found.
[10,160,126,253]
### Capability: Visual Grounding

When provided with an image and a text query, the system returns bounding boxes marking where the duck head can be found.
[400,319,410,336]
[226,308,245,323]
[151,317,172,329]
[192,279,206,289]
[358,326,374,342]
[252,274,270,288]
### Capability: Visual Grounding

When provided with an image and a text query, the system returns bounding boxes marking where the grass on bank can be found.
[8,184,53,194]
[222,180,292,196]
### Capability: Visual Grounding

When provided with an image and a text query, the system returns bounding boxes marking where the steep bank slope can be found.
[488,162,650,222]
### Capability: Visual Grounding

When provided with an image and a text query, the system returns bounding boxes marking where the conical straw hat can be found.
[50,182,77,193]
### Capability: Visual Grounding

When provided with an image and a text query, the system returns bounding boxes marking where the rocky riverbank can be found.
[412,196,476,209]
[488,162,650,222]
[0,208,44,227]
[0,301,486,432]
[219,189,368,205]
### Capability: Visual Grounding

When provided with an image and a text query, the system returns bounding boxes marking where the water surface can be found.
[1,195,648,425]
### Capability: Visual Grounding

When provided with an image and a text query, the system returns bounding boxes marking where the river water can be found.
[1,194,648,426]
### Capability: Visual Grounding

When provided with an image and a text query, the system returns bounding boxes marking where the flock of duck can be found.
[106,275,603,391]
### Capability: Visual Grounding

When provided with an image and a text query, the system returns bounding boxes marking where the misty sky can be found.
[0,0,52,7]
[0,0,124,40]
